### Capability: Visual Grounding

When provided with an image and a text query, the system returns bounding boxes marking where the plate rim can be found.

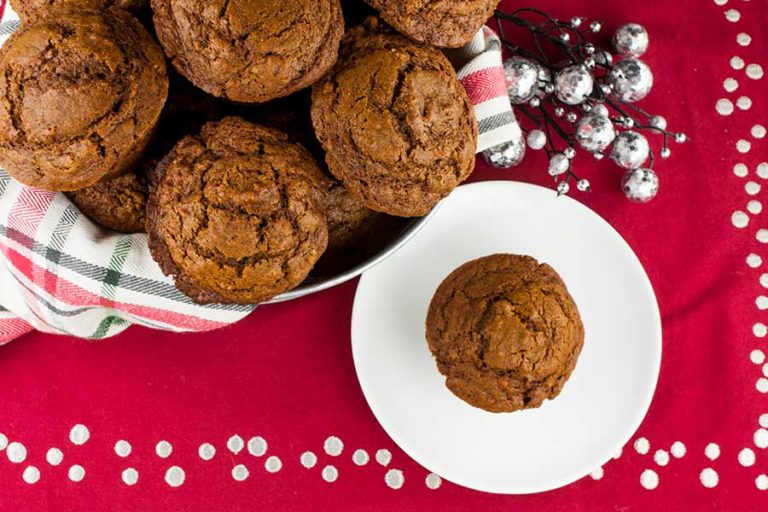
[350,180,662,494]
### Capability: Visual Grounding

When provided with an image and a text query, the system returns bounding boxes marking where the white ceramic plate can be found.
[351,181,661,494]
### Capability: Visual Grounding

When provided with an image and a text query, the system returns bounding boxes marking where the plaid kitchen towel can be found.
[0,6,521,344]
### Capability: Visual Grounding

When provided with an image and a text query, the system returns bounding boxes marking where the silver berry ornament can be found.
[594,50,613,67]
[557,181,571,195]
[649,115,667,130]
[529,97,541,108]
[554,65,594,105]
[527,129,547,150]
[611,130,650,169]
[622,117,635,129]
[576,112,617,152]
[483,139,526,168]
[622,168,659,202]
[566,112,578,123]
[554,107,565,117]
[560,32,570,43]
[613,23,649,58]
[548,153,570,176]
[584,43,596,55]
[660,147,671,158]
[577,179,591,192]
[564,147,577,159]
[591,103,610,117]
[589,21,602,33]
[674,133,688,143]
[571,16,584,28]
[608,58,654,102]
[537,67,552,87]
[503,56,540,104]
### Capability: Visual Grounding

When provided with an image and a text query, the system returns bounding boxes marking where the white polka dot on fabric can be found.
[737,33,752,46]
[68,465,85,483]
[748,201,763,215]
[734,163,749,177]
[758,163,768,179]
[352,449,369,466]
[755,429,768,448]
[232,464,249,482]
[164,466,185,487]
[321,465,338,483]
[725,9,741,22]
[724,77,739,92]
[247,437,267,457]
[755,324,768,337]
[746,181,761,195]
[324,436,344,457]
[705,443,721,460]
[425,473,442,490]
[713,0,727,6]
[732,211,749,228]
[747,64,764,80]
[757,474,768,491]
[227,435,244,455]
[375,449,392,466]
[753,125,767,139]
[737,97,752,110]
[731,56,745,70]
[758,378,768,393]
[300,451,317,469]
[753,349,767,364]
[69,425,90,446]
[737,139,752,153]
[121,468,138,486]
[265,456,282,474]
[114,440,131,458]
[155,441,172,459]
[758,296,768,310]
[590,466,604,480]
[761,414,768,428]
[716,98,734,115]
[640,469,659,490]
[761,274,768,288]
[748,254,763,268]
[739,447,756,467]
[634,437,650,455]
[671,441,687,458]
[700,468,719,488]
[763,364,768,378]
[0,433,7,451]
[385,469,405,490]
[198,443,215,461]
[22,466,40,484]
[654,450,670,466]
[7,442,26,463]
[46,448,63,466]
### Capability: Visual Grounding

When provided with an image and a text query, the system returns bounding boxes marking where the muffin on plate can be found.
[426,254,585,413]
[151,0,344,103]
[311,18,477,217]
[10,0,147,21]
[364,0,498,48]
[146,117,328,304]
[0,8,168,191]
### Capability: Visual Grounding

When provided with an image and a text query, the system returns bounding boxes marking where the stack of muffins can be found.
[0,0,496,304]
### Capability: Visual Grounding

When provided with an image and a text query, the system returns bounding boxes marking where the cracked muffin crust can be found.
[151,0,344,103]
[146,117,329,305]
[364,0,498,48]
[10,0,148,21]
[311,18,477,217]
[426,254,584,413]
[0,8,168,191]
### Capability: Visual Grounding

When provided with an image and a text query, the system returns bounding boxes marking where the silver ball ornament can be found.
[608,58,653,102]
[649,115,667,130]
[548,153,569,176]
[527,129,547,150]
[584,43,596,55]
[610,130,650,169]
[575,112,617,152]
[503,57,541,104]
[622,168,659,202]
[594,50,613,67]
[483,139,526,169]
[544,83,555,94]
[613,23,649,58]
[537,67,552,87]
[591,103,610,117]
[554,65,594,105]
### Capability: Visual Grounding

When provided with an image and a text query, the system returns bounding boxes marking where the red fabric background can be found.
[1,0,766,509]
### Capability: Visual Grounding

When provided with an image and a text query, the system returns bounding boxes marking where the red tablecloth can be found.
[1,0,766,509]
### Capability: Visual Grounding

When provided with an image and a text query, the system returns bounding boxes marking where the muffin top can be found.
[151,0,344,103]
[10,0,147,20]
[0,8,168,191]
[146,117,329,305]
[311,18,477,217]
[67,171,149,234]
[426,254,585,413]
[364,0,498,48]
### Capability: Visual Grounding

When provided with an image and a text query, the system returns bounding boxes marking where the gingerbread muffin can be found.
[0,8,168,191]
[426,254,584,413]
[10,0,147,21]
[364,0,498,48]
[324,178,382,254]
[146,117,328,304]
[311,18,478,217]
[67,171,150,234]
[151,0,344,103]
